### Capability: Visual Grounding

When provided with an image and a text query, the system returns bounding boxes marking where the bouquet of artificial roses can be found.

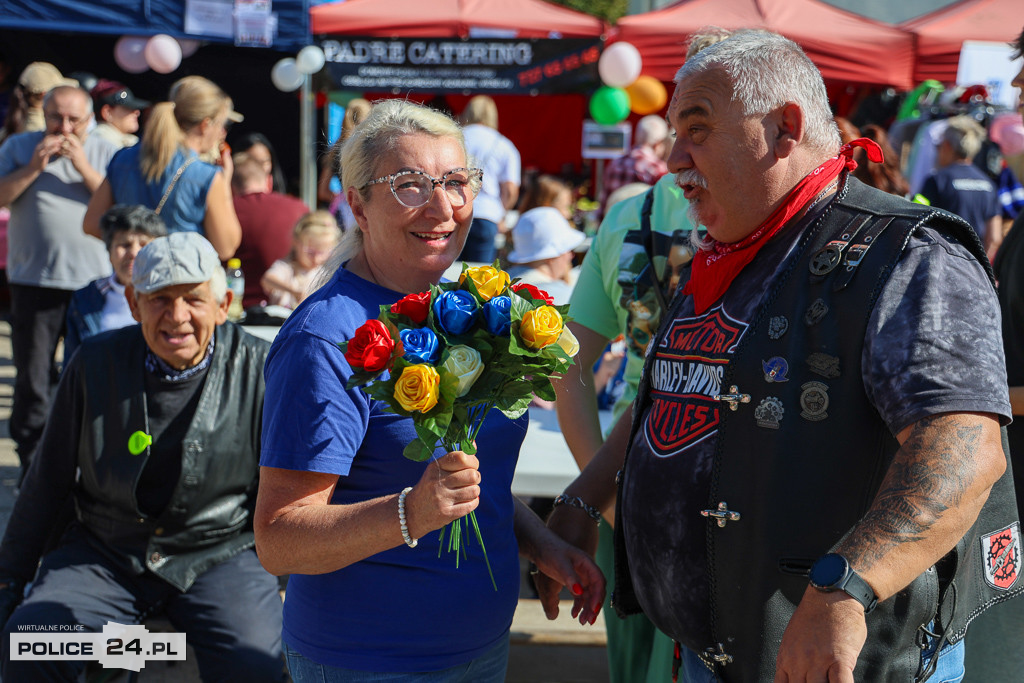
[339,263,579,586]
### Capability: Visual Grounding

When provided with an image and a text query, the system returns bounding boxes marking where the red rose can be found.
[390,291,431,324]
[344,319,395,372]
[512,282,554,305]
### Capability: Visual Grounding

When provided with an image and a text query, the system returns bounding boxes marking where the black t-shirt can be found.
[994,211,1024,517]
[137,368,208,517]
[621,199,1011,652]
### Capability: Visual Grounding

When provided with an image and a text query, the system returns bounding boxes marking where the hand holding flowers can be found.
[339,263,578,584]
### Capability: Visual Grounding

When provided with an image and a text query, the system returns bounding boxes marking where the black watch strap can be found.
[810,553,878,614]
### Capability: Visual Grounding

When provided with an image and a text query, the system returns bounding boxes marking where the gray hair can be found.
[675,30,840,156]
[635,115,669,146]
[311,100,469,290]
[942,115,986,161]
[43,85,93,115]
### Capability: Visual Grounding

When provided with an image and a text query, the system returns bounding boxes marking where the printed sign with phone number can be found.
[11,622,186,671]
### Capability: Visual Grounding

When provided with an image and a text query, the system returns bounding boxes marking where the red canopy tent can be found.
[901,0,1024,84]
[311,0,606,38]
[614,0,916,90]
[311,0,608,178]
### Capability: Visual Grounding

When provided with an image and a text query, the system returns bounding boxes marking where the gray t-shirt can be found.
[0,130,116,289]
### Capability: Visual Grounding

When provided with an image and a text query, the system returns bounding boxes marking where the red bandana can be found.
[683,138,883,315]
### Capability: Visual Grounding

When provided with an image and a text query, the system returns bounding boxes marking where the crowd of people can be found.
[0,23,1021,682]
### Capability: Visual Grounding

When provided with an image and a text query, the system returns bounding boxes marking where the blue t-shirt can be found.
[106,144,218,234]
[920,162,1000,243]
[621,201,1011,653]
[260,266,526,671]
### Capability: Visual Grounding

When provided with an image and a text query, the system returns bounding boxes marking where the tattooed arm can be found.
[774,412,1005,683]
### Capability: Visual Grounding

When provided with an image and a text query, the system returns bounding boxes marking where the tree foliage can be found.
[547,0,629,24]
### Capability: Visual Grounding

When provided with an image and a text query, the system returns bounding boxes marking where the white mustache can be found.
[675,170,707,189]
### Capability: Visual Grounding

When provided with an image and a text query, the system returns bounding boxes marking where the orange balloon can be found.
[626,75,668,115]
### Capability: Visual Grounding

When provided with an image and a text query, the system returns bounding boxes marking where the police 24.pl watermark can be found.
[11,621,186,672]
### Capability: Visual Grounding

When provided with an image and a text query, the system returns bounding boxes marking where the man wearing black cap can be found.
[0,232,285,681]
[90,79,149,148]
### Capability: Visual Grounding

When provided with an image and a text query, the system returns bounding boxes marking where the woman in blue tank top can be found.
[84,76,242,260]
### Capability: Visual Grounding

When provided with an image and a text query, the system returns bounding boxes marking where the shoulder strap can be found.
[639,188,670,314]
[154,155,198,216]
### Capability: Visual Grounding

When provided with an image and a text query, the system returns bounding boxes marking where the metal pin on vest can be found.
[701,501,741,528]
[713,385,750,410]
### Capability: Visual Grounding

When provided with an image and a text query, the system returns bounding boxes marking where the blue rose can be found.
[483,296,512,336]
[400,327,441,364]
[432,290,478,336]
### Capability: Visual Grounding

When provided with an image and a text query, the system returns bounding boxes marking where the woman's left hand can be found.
[529,533,605,626]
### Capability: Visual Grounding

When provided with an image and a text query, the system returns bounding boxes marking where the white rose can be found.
[441,345,485,397]
[555,326,580,357]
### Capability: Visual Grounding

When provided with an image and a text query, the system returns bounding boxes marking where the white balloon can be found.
[114,36,149,75]
[598,42,642,88]
[177,38,201,58]
[271,58,304,92]
[145,34,183,74]
[295,45,326,75]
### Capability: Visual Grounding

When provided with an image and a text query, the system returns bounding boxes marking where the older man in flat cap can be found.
[0,232,285,681]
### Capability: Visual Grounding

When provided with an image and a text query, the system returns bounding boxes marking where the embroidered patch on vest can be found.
[754,397,784,429]
[806,352,840,379]
[981,522,1021,591]
[643,306,749,456]
[804,298,829,326]
[762,357,789,383]
[799,381,829,421]
[768,316,789,340]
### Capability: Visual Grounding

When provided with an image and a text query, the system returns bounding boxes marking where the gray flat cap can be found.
[132,232,220,294]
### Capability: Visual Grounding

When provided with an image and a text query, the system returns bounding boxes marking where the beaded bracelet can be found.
[552,494,602,523]
[398,487,418,548]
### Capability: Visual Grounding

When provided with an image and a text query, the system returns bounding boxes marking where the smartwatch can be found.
[808,553,878,614]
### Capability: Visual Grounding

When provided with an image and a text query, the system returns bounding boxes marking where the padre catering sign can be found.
[321,37,602,94]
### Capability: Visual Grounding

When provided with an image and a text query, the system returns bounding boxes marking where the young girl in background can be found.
[261,210,341,309]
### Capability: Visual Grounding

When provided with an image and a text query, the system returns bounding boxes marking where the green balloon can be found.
[589,86,631,125]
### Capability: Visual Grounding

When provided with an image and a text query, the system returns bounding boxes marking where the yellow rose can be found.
[460,265,510,301]
[555,325,580,357]
[520,306,564,350]
[441,345,485,397]
[394,364,440,413]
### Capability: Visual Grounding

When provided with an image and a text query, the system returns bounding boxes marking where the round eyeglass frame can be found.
[365,168,483,208]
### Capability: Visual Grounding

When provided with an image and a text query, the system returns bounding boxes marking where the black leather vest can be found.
[614,177,1022,682]
[75,322,270,591]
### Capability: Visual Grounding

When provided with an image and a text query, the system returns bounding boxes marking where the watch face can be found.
[810,553,847,588]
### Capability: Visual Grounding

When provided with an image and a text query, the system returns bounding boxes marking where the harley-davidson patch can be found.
[981,522,1020,590]
[644,306,749,456]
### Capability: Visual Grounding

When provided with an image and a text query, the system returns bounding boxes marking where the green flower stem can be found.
[439,427,498,591]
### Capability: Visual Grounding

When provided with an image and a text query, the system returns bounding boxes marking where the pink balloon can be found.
[114,36,149,74]
[145,34,182,75]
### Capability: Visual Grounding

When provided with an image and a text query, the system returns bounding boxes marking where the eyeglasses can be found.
[365,168,483,209]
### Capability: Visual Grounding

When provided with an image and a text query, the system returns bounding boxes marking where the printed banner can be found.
[321,37,602,94]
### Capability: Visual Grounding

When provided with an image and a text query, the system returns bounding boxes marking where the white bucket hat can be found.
[507,207,587,264]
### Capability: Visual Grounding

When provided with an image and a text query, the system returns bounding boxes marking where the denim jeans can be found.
[677,637,964,683]
[920,637,966,683]
[1,533,286,682]
[284,633,510,683]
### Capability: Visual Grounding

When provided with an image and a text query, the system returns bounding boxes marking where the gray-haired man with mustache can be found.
[540,29,1020,683]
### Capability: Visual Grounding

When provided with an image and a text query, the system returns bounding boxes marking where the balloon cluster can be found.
[590,41,668,125]
[114,35,198,75]
[271,45,326,92]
